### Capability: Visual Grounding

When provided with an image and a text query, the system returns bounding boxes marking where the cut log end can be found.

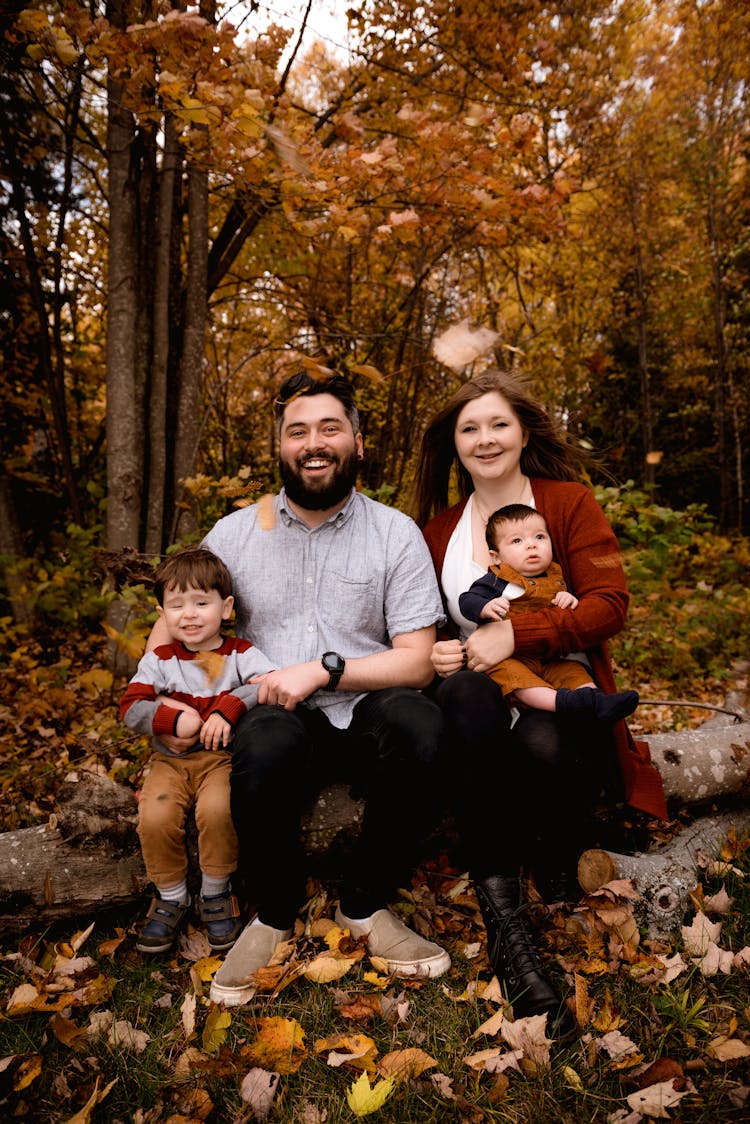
[577,848,617,893]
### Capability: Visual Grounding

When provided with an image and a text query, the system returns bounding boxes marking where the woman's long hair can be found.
[413,369,591,527]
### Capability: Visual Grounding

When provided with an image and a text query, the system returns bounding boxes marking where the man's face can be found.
[279,392,363,511]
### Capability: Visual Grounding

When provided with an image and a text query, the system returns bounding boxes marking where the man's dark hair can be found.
[274,371,360,435]
[485,503,545,551]
[153,547,233,605]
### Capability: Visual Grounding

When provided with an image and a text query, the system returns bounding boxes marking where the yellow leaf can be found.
[19,10,50,32]
[193,955,223,981]
[362,970,389,989]
[242,1016,306,1074]
[202,1004,231,1054]
[78,669,114,695]
[346,1071,396,1117]
[562,1065,584,1091]
[302,951,361,983]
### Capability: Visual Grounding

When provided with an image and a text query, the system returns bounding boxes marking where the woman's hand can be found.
[431,638,466,678]
[464,620,514,672]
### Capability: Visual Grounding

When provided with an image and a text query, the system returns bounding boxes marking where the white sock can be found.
[156,880,189,905]
[201,874,230,898]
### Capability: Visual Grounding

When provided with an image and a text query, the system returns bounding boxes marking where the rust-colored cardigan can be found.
[422,477,667,820]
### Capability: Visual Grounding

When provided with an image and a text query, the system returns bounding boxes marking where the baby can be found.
[459,504,638,722]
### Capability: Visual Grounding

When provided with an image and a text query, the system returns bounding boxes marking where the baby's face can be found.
[489,514,553,576]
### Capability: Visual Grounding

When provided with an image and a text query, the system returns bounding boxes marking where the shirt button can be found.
[307,625,314,633]
[306,576,313,584]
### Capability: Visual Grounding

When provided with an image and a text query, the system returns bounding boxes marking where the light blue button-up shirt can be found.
[203,489,445,728]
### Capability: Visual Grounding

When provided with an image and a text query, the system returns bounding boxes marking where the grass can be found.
[2,853,749,1122]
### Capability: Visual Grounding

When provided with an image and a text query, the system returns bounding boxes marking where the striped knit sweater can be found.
[120,636,275,756]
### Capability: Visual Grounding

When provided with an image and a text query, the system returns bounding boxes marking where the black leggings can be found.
[434,671,605,880]
[230,688,443,928]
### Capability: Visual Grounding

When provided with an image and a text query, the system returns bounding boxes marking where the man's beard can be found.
[279,448,360,511]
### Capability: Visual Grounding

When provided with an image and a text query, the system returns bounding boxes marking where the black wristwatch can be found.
[321,651,346,690]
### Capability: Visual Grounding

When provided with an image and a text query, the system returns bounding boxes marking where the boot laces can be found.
[488,902,545,986]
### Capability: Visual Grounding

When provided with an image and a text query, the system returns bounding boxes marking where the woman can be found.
[416,370,666,1037]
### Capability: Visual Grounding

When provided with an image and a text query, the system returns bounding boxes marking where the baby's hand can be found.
[480,596,511,621]
[200,712,232,752]
[175,709,202,739]
[552,590,579,610]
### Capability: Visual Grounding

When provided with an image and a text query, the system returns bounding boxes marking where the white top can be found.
[442,494,527,640]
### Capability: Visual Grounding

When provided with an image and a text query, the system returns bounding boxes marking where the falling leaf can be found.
[194,650,226,685]
[377,1048,437,1081]
[433,319,500,371]
[345,1071,396,1117]
[350,364,385,382]
[257,493,277,531]
[243,1017,306,1074]
[240,1067,281,1120]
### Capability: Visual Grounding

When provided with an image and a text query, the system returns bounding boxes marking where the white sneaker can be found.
[335,906,450,978]
[209,918,292,1006]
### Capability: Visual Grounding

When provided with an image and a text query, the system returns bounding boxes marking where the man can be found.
[155,371,449,1005]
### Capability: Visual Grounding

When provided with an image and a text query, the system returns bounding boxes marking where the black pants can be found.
[434,671,607,880]
[230,688,443,929]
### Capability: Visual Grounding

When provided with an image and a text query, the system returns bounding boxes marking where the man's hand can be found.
[200,712,232,752]
[552,590,579,610]
[464,619,515,673]
[480,595,511,621]
[251,661,329,710]
[431,638,466,678]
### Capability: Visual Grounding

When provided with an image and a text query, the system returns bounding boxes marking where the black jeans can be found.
[434,671,607,880]
[230,688,443,928]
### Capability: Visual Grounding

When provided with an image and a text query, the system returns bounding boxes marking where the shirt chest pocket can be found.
[318,570,383,634]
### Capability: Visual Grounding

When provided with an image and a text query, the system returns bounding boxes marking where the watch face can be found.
[324,652,345,673]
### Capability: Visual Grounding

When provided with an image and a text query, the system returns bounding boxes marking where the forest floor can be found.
[1,595,749,1121]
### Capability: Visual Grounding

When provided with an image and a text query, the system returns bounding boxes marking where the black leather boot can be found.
[474,874,576,1040]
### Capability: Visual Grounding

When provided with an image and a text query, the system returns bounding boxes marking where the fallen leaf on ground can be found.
[626,1077,695,1117]
[240,1067,281,1120]
[345,1071,396,1117]
[243,1017,306,1074]
[706,1036,750,1061]
[377,1047,436,1080]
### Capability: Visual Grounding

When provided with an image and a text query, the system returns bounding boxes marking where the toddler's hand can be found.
[480,596,511,621]
[175,709,202,739]
[552,590,579,610]
[200,712,232,752]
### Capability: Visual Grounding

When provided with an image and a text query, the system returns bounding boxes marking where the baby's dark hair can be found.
[153,548,232,605]
[485,503,546,551]
[274,370,360,435]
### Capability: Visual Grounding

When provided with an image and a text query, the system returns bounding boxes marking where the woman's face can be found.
[453,391,528,484]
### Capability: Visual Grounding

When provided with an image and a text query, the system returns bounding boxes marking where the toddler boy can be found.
[121,547,274,953]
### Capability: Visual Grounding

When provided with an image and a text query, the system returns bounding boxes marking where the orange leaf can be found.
[242,1016,307,1074]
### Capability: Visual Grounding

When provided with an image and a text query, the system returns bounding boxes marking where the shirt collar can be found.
[278,487,358,529]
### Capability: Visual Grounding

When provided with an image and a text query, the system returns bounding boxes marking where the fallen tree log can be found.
[645,719,750,806]
[0,773,364,938]
[578,808,750,938]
